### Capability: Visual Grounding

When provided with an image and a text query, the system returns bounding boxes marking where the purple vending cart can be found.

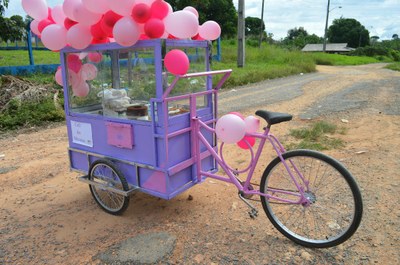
[61,39,230,214]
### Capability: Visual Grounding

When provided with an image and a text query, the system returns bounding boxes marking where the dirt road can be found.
[1,63,399,264]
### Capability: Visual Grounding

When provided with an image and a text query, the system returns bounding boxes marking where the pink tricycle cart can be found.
[61,39,362,248]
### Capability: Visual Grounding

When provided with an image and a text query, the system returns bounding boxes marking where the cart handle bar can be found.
[162,69,232,100]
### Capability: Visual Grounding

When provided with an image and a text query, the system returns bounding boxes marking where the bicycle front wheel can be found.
[260,149,363,248]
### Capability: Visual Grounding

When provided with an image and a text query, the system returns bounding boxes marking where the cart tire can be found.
[88,159,130,215]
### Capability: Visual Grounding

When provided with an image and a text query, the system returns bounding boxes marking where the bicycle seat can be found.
[255,110,293,125]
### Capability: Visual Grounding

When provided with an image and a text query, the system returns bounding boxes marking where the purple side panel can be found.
[140,168,167,194]
[66,116,155,165]
[69,151,88,172]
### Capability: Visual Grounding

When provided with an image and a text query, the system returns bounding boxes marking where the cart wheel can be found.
[88,159,130,215]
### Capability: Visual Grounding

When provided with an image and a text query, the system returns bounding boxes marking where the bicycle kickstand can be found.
[238,193,259,219]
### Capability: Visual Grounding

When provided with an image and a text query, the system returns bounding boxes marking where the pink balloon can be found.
[55,67,63,86]
[88,52,103,63]
[51,5,67,25]
[131,3,151,24]
[183,6,199,18]
[101,11,123,37]
[72,79,90,97]
[144,18,165,39]
[41,24,67,51]
[22,0,48,20]
[67,24,93,50]
[30,20,41,36]
[244,116,260,133]
[135,0,155,5]
[237,136,256,150]
[108,0,135,16]
[80,64,98,80]
[72,3,102,26]
[150,0,170,19]
[216,114,246,144]
[164,49,190,75]
[63,0,80,21]
[65,18,79,30]
[67,54,83,73]
[68,70,80,87]
[38,19,54,33]
[113,17,140,47]
[199,21,221,41]
[82,0,109,14]
[164,11,199,39]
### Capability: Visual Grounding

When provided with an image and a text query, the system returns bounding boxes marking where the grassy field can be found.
[0,50,60,66]
[0,40,393,132]
[386,62,400,71]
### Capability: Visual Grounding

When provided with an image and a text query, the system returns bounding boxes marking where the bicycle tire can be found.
[88,159,130,215]
[260,149,363,248]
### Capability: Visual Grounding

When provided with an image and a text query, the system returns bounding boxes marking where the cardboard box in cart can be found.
[62,39,217,199]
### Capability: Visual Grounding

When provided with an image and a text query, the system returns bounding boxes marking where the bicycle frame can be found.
[163,70,311,205]
[194,118,311,205]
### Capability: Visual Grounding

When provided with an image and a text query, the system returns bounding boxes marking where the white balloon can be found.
[113,17,140,47]
[164,11,199,39]
[41,24,67,51]
[21,0,48,20]
[107,0,136,16]
[51,5,67,26]
[82,0,109,14]
[216,114,246,144]
[244,116,260,133]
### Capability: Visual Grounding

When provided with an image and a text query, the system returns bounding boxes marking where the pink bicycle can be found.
[162,70,363,248]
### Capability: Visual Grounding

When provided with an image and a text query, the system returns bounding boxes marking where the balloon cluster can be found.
[215,113,260,149]
[54,53,101,97]
[23,0,222,51]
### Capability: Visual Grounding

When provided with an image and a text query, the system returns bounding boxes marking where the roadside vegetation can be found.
[285,121,346,151]
[1,37,399,133]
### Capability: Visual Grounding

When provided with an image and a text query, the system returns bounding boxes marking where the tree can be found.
[166,0,237,38]
[281,27,323,49]
[393,34,399,40]
[0,0,9,16]
[287,27,308,40]
[327,18,370,48]
[245,16,265,37]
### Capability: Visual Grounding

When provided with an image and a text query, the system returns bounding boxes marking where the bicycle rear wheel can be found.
[260,149,363,248]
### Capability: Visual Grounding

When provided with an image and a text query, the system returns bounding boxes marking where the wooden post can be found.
[259,0,265,48]
[237,0,245,67]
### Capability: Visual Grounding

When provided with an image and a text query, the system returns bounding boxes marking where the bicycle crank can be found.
[238,193,259,219]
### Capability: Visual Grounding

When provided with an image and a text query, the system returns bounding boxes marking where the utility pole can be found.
[322,0,330,52]
[237,0,245,67]
[258,0,265,48]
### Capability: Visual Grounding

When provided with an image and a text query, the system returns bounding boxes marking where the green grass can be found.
[0,50,60,66]
[286,121,346,151]
[213,41,316,88]
[0,40,390,132]
[307,52,381,66]
[0,99,65,131]
[385,62,400,71]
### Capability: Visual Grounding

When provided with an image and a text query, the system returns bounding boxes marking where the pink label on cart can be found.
[106,122,134,149]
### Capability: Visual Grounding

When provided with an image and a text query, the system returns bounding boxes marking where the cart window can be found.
[164,46,209,115]
[66,47,157,121]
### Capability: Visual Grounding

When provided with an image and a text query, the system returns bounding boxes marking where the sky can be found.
[5,0,400,40]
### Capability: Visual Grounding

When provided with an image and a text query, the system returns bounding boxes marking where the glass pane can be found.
[66,47,157,122]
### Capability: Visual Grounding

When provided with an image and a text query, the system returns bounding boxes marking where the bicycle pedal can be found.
[248,209,258,219]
